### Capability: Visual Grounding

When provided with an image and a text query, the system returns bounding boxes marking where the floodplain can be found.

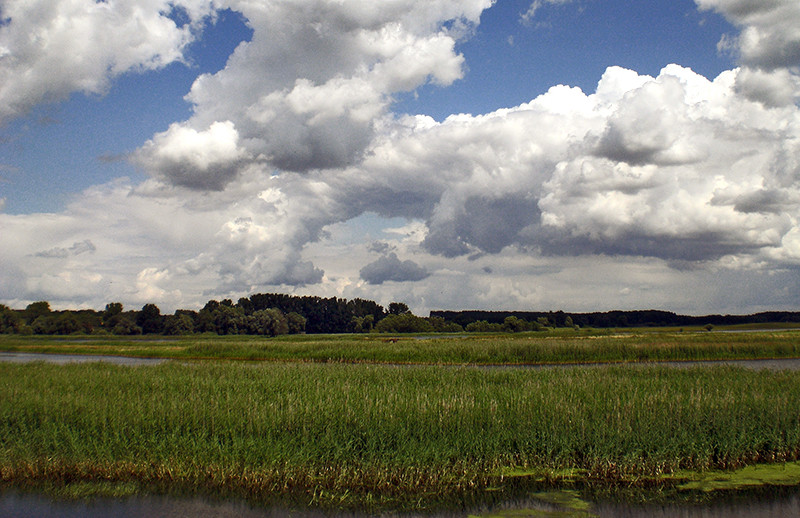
[1,325,799,365]
[1,328,800,514]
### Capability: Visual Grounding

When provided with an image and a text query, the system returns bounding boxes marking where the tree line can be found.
[430,309,800,329]
[2,297,798,336]
[0,296,463,336]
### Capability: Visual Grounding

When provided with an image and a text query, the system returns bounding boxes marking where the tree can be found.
[536,317,551,328]
[0,305,22,334]
[388,302,410,315]
[111,316,142,335]
[103,302,123,321]
[248,308,289,336]
[237,297,254,315]
[465,320,503,332]
[287,312,307,334]
[427,316,463,333]
[163,314,195,335]
[375,313,433,333]
[350,314,374,333]
[212,305,246,335]
[31,313,81,335]
[136,304,164,334]
[503,316,530,333]
[24,301,51,324]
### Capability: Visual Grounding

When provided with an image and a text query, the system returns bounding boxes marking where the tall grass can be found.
[2,362,800,508]
[2,330,800,365]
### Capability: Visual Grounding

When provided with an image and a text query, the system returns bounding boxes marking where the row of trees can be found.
[1,297,468,336]
[432,309,800,329]
[0,296,571,337]
[12,295,791,337]
[0,300,308,337]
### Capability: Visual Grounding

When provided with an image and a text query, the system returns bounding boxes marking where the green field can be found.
[1,328,799,365]
[1,330,800,511]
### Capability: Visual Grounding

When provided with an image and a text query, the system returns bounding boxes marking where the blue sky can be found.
[1,0,799,315]
[396,0,736,118]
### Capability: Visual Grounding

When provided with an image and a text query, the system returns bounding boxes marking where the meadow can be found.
[1,327,799,365]
[2,355,800,510]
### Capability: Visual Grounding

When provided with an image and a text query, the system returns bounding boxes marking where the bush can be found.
[375,313,433,333]
[465,320,503,332]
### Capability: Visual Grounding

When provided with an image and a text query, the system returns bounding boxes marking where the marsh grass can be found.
[1,330,800,366]
[2,362,800,509]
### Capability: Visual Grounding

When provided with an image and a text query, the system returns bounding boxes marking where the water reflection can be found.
[0,491,293,518]
[0,352,167,366]
[4,351,800,371]
[592,492,800,517]
[2,489,799,518]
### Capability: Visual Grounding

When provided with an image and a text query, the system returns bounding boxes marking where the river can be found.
[1,488,799,517]
[3,352,800,370]
[0,352,167,365]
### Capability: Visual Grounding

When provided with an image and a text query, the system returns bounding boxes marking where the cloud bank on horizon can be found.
[0,0,799,314]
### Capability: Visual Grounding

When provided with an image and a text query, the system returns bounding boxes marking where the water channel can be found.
[2,488,799,517]
[3,352,800,371]
[0,352,167,366]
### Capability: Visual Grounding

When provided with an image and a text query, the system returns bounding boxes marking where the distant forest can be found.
[1,293,799,336]
[431,309,800,329]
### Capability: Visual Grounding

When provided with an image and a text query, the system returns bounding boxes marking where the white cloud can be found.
[734,67,800,107]
[360,252,430,284]
[133,0,491,185]
[134,120,250,190]
[315,64,800,271]
[695,0,800,70]
[0,0,215,122]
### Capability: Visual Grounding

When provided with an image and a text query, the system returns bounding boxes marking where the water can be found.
[4,351,800,371]
[1,489,799,517]
[0,352,167,366]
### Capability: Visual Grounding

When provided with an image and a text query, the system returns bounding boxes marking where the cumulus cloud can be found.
[134,121,250,190]
[0,0,215,121]
[360,252,430,284]
[132,0,491,188]
[695,0,800,70]
[734,67,800,107]
[329,64,800,268]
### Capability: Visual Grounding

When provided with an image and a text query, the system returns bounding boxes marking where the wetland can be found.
[1,330,799,514]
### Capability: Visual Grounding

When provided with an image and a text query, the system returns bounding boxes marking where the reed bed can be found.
[2,361,800,508]
[2,330,800,365]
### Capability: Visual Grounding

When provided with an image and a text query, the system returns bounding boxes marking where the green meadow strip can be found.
[2,330,800,365]
[2,362,800,509]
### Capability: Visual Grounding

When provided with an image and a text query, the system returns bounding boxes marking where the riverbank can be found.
[2,361,800,511]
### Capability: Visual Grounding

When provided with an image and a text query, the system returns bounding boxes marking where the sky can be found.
[0,0,799,316]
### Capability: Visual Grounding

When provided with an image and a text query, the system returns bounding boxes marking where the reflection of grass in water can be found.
[469,490,596,517]
[530,490,591,511]
[37,480,139,499]
[675,461,800,491]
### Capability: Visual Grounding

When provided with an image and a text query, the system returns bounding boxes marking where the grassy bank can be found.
[1,329,800,365]
[2,361,800,510]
